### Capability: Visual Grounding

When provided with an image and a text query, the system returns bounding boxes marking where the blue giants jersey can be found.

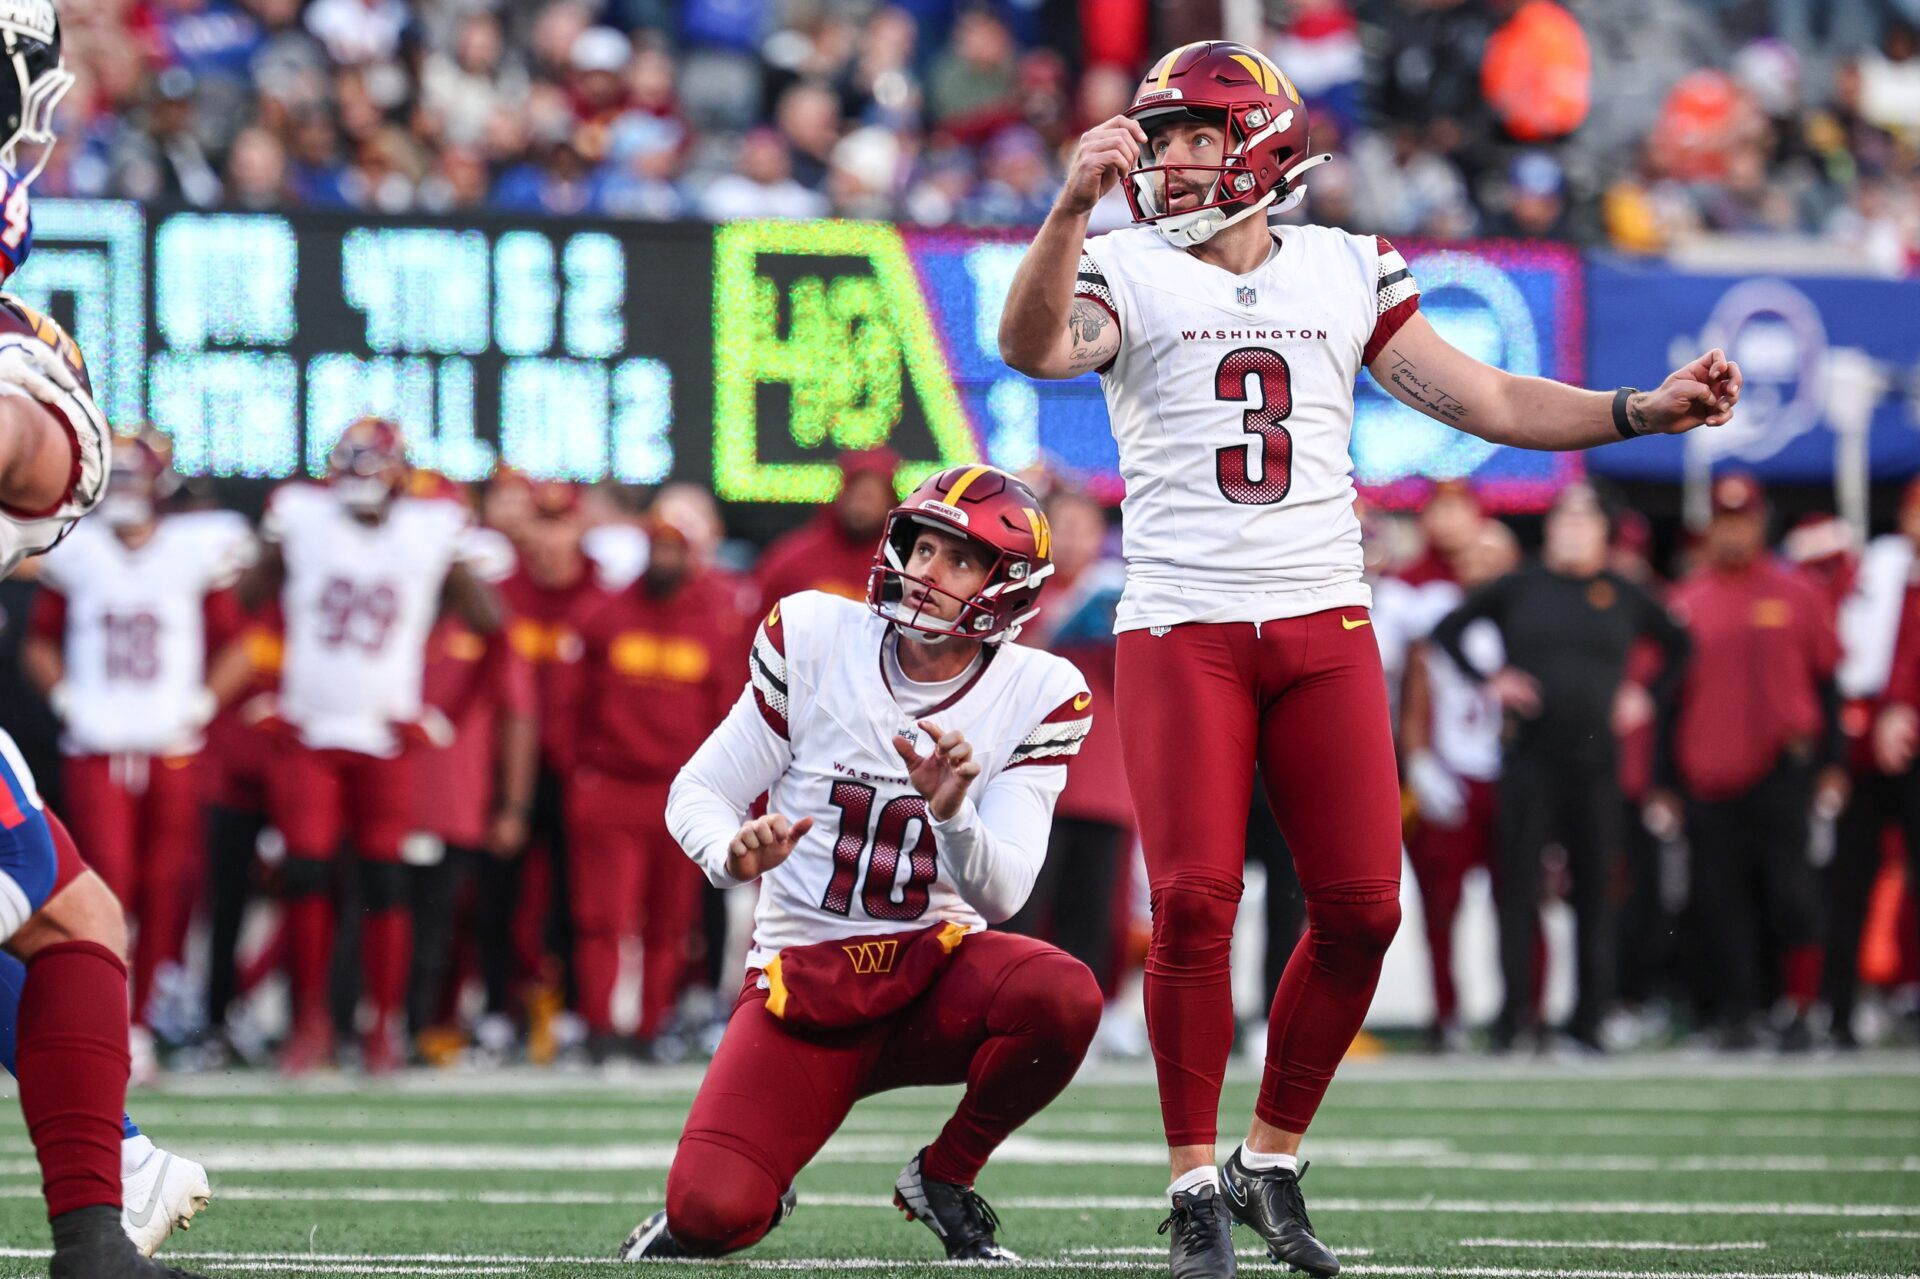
[0,170,34,284]
[0,729,56,939]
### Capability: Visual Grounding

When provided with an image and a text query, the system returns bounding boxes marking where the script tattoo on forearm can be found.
[1066,298,1114,373]
[1384,351,1468,423]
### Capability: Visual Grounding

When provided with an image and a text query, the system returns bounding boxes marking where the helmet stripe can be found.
[1228,53,1276,95]
[1023,507,1052,559]
[942,463,993,506]
[1155,41,1202,90]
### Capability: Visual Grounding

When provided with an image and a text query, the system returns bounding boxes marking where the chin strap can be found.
[1153,151,1335,245]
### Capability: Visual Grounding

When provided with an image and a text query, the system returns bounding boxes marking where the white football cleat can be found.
[121,1137,212,1257]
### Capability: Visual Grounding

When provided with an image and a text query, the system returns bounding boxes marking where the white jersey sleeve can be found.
[1084,225,1421,632]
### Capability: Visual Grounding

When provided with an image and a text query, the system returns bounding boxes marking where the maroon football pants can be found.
[665,931,1101,1256]
[59,752,203,1027]
[1118,610,1403,1144]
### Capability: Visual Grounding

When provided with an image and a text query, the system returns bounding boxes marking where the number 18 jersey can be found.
[1077,224,1421,632]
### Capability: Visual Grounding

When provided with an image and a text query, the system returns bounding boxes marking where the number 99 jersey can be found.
[1076,224,1420,633]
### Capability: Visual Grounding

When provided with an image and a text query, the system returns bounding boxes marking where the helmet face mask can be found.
[1124,42,1331,247]
[0,1,70,187]
[865,466,1055,645]
[327,418,408,515]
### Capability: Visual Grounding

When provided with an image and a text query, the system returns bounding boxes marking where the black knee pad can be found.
[358,860,410,913]
[281,856,331,898]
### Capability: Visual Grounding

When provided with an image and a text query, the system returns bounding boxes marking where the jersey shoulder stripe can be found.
[750,598,791,739]
[1004,651,1093,768]
[1364,234,1422,365]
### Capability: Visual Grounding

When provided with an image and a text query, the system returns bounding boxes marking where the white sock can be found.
[121,1133,156,1177]
[1237,1143,1299,1174]
[1169,1164,1220,1198]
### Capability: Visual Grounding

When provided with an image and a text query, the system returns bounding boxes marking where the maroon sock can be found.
[17,941,131,1218]
[1142,881,1241,1148]
[132,882,194,1028]
[1782,944,1822,1011]
[360,906,412,1025]
[287,892,334,1020]
[1257,891,1401,1133]
[923,954,1102,1187]
[573,930,618,1035]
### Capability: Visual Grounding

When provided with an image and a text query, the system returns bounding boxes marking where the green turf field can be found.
[1,1055,1916,1278]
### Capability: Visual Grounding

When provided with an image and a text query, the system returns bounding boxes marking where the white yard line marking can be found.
[7,1136,1907,1176]
[1067,1245,1374,1257]
[1457,1239,1769,1252]
[1842,1230,1920,1238]
[3,1183,1910,1219]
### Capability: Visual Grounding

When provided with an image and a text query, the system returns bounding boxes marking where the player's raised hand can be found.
[893,719,983,822]
[1630,348,1744,435]
[1059,114,1148,215]
[726,812,815,882]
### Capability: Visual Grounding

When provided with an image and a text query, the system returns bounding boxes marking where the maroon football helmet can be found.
[1124,41,1329,246]
[326,416,408,514]
[867,465,1053,643]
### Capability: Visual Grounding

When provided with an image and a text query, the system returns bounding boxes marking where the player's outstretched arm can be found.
[442,560,505,634]
[1369,312,1742,451]
[997,115,1143,380]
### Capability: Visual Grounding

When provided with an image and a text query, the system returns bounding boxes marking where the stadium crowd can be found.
[23,0,1920,268]
[0,431,1917,1075]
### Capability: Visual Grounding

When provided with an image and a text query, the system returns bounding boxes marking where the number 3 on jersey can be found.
[1214,347,1293,506]
[820,780,937,922]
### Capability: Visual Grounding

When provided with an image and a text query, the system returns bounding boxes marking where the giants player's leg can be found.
[2,794,209,1276]
[1250,611,1401,1143]
[269,742,347,1072]
[53,754,137,1009]
[1115,625,1260,1173]
[346,749,420,1073]
[634,778,703,1044]
[565,770,642,1055]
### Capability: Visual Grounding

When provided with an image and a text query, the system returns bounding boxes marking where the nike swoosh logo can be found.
[126,1154,171,1229]
[1224,1176,1250,1208]
[1340,616,1371,631]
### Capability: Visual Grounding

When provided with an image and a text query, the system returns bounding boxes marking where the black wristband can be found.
[1612,386,1640,440]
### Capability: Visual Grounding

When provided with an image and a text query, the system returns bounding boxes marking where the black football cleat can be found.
[1158,1182,1236,1279]
[618,1184,796,1260]
[893,1147,1018,1261]
[1221,1148,1340,1276]
[50,1207,213,1279]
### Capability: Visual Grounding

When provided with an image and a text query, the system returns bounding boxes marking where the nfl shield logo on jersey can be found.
[1235,286,1257,307]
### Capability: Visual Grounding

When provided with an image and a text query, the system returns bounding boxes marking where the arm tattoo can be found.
[1383,351,1468,423]
[1065,298,1114,373]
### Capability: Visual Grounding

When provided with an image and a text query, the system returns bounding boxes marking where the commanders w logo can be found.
[843,940,899,975]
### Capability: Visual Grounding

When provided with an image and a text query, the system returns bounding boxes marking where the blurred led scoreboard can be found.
[21,202,1582,509]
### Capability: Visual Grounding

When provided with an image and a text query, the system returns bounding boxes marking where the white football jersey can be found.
[1418,585,1505,784]
[37,511,253,755]
[1078,224,1420,632]
[670,592,1091,969]
[268,484,470,757]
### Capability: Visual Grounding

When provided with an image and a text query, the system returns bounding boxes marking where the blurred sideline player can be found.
[754,447,901,604]
[0,3,215,1271]
[624,465,1101,1263]
[999,39,1743,1277]
[552,513,749,1060]
[407,599,537,1060]
[1396,518,1520,1049]
[236,417,503,1074]
[495,478,605,1060]
[22,432,251,1072]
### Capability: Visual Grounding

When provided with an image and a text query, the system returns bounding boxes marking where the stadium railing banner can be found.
[20,201,1904,507]
[1584,255,1920,485]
